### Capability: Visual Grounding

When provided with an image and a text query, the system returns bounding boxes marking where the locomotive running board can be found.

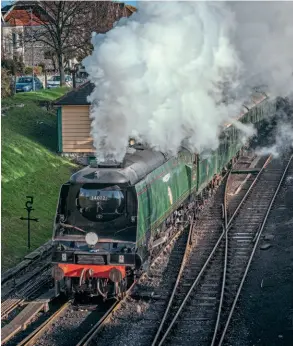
[231,168,261,174]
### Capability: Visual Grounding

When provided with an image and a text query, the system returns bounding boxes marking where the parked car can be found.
[15,76,44,93]
[76,77,88,87]
[47,75,72,89]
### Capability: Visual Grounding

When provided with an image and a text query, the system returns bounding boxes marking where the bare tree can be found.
[24,1,91,85]
[10,1,135,85]
[73,2,134,61]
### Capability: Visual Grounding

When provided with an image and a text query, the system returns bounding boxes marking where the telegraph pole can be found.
[29,8,35,91]
[20,196,39,250]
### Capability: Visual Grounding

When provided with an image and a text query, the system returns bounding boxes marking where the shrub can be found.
[2,59,15,73]
[24,66,33,75]
[1,57,24,75]
[39,62,46,72]
[24,66,43,76]
[1,68,12,98]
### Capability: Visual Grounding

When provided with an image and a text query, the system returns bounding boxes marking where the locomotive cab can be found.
[52,166,140,299]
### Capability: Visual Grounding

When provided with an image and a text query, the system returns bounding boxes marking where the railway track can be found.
[4,150,272,346]
[225,153,293,346]
[18,172,226,346]
[77,218,200,346]
[149,154,292,346]
[15,300,70,346]
[1,265,52,321]
[69,153,260,346]
[68,153,263,346]
[15,299,116,346]
[2,246,53,321]
[12,214,191,346]
[80,170,231,346]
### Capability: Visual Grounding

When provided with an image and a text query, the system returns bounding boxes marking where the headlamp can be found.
[85,232,99,246]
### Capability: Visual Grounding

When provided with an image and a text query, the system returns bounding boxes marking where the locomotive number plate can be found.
[90,195,108,201]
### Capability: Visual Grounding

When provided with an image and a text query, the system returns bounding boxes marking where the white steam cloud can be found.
[228,1,293,97]
[83,1,293,163]
[256,104,293,158]
[257,122,293,158]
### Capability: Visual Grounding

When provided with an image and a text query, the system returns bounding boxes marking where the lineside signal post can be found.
[20,196,39,250]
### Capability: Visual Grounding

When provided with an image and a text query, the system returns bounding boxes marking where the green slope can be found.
[2,87,70,107]
[1,95,77,270]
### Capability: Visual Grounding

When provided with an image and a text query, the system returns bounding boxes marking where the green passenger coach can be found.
[134,93,276,251]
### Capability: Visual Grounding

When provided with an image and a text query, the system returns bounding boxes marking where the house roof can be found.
[2,1,50,27]
[5,9,45,26]
[54,82,95,106]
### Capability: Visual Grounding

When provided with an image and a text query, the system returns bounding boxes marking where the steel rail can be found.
[76,283,136,346]
[153,175,228,346]
[151,218,194,346]
[15,153,276,346]
[155,154,272,346]
[2,242,53,287]
[2,261,52,302]
[17,301,71,346]
[217,154,293,345]
[210,161,232,346]
[10,215,187,346]
[151,166,233,346]
[2,266,52,320]
[8,218,187,346]
[210,208,228,345]
[76,217,193,346]
[210,154,270,346]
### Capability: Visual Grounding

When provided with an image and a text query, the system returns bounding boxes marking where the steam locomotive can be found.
[52,90,278,299]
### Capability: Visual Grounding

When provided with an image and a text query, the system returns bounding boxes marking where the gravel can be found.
[89,157,252,346]
[35,300,114,346]
[223,155,293,346]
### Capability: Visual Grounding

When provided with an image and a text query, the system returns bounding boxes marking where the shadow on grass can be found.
[28,118,58,151]
[2,102,58,152]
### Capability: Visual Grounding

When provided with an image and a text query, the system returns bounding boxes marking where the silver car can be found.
[47,75,73,89]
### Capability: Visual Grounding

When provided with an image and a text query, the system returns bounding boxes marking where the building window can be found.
[44,51,53,59]
[12,32,16,47]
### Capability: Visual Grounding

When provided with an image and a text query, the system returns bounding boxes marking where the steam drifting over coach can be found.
[52,85,278,299]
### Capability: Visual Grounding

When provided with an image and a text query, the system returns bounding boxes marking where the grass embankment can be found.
[2,87,70,107]
[2,88,77,270]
